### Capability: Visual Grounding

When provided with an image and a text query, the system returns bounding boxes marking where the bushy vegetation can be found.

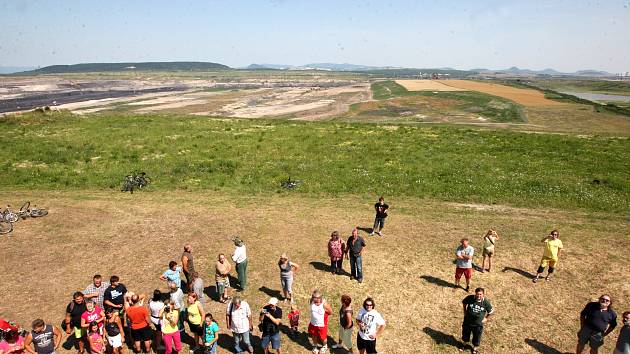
[2,111,629,213]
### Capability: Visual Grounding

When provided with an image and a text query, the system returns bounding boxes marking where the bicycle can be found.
[121,171,151,193]
[280,176,302,190]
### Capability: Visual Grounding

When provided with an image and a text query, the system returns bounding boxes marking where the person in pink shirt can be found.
[0,327,25,354]
[81,301,105,334]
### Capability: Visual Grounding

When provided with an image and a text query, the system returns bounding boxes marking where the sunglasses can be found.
[600,298,611,302]
[365,303,374,307]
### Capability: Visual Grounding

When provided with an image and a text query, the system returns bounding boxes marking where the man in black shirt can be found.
[576,294,618,354]
[103,275,127,315]
[259,297,282,354]
[370,197,389,236]
[64,291,87,353]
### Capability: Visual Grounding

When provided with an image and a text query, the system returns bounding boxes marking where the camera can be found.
[164,306,171,313]
[261,309,268,314]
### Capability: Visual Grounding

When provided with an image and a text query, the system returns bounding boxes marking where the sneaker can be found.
[532,277,539,283]
[320,345,328,353]
[312,348,320,354]
[377,231,382,236]
[369,232,374,236]
[358,278,363,283]
[332,344,343,349]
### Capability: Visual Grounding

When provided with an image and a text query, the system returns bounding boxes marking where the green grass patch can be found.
[2,111,629,213]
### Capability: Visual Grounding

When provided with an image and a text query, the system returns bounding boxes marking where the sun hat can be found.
[268,297,279,306]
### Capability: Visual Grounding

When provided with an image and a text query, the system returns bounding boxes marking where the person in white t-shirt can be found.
[231,236,248,291]
[225,296,253,354]
[355,298,385,354]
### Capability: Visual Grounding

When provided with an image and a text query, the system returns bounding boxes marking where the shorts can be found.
[462,324,484,347]
[204,342,217,354]
[308,323,328,342]
[539,257,558,268]
[107,333,123,348]
[73,326,86,339]
[357,335,377,353]
[130,326,152,341]
[455,267,473,281]
[577,326,604,349]
[280,276,293,293]
[216,278,230,295]
[339,326,353,349]
[482,247,494,257]
[261,332,281,350]
[188,322,203,336]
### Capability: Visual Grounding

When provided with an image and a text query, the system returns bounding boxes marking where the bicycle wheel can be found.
[19,201,30,213]
[0,221,12,235]
[5,212,19,223]
[30,208,48,218]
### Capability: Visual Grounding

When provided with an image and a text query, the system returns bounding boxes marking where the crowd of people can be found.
[1,196,629,354]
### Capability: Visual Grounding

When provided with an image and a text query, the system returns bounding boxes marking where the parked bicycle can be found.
[0,202,49,235]
[121,171,151,193]
[280,176,302,190]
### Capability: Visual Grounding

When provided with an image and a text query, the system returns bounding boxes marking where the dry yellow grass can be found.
[438,80,566,107]
[395,80,468,92]
[0,191,628,353]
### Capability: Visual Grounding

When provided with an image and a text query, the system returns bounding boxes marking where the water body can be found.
[560,91,630,102]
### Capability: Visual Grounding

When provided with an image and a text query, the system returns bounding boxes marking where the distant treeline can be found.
[13,61,230,74]
[506,80,630,117]
[359,68,478,78]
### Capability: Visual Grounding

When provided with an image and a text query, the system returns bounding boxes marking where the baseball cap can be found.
[268,297,279,306]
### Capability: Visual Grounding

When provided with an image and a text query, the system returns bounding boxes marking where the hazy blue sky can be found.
[1,0,629,72]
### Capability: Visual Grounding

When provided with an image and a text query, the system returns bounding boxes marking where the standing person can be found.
[288,304,300,339]
[168,283,185,334]
[202,314,219,354]
[278,253,299,303]
[231,237,248,292]
[181,244,195,293]
[356,298,386,354]
[83,275,109,310]
[24,319,61,354]
[308,289,333,354]
[225,296,253,354]
[327,231,345,275]
[80,301,104,334]
[186,293,206,350]
[0,327,25,354]
[215,254,232,303]
[455,238,474,292]
[480,230,499,273]
[124,294,152,354]
[103,276,127,316]
[576,295,618,354]
[332,295,354,353]
[148,290,164,349]
[87,323,104,354]
[160,300,182,354]
[461,288,493,354]
[64,292,88,354]
[259,297,283,354]
[103,309,125,354]
[160,261,183,290]
[346,229,366,283]
[533,230,564,283]
[370,197,389,236]
[614,311,630,354]
[190,271,205,304]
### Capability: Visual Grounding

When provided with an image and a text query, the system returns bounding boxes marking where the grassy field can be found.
[359,81,525,123]
[529,79,630,96]
[0,191,628,354]
[2,112,629,213]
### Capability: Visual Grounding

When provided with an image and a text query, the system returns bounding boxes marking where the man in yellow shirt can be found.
[533,230,563,283]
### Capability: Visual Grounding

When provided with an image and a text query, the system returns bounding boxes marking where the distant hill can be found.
[15,61,230,74]
[246,63,400,71]
[474,66,613,77]
[0,66,37,74]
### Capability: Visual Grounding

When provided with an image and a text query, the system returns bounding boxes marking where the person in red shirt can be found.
[80,301,105,334]
[124,293,152,353]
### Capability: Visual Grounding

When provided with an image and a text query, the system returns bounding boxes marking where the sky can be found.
[1,0,629,73]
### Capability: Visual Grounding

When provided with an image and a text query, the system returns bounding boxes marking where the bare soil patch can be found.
[395,80,468,92]
[0,191,627,353]
[438,80,566,107]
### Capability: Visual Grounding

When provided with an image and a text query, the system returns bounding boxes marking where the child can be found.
[87,322,105,354]
[202,313,219,354]
[288,303,300,338]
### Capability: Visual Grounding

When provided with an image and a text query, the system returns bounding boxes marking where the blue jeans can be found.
[349,255,363,280]
[233,331,252,354]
